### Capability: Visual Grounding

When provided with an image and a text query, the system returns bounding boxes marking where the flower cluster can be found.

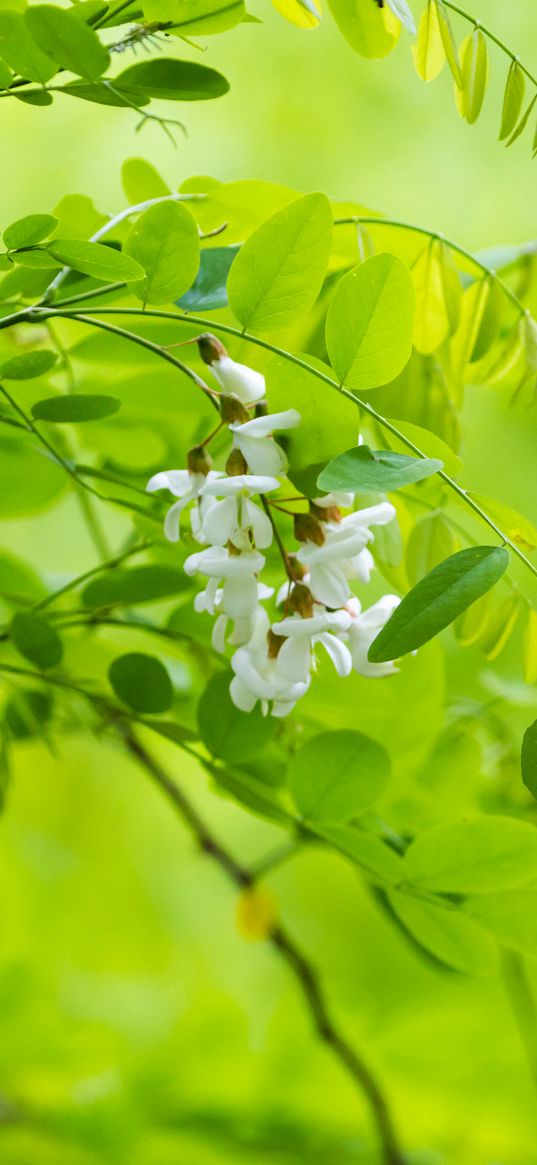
[147,335,403,717]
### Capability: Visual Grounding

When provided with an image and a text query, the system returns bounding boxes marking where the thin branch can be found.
[32,539,153,612]
[442,0,537,91]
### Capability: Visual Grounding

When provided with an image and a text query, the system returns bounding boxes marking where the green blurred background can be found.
[2,2,537,1162]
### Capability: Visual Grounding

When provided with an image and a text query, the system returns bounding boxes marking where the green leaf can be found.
[108,651,173,713]
[521,720,537,800]
[266,354,359,496]
[115,58,229,100]
[368,546,510,662]
[506,93,537,148]
[121,157,170,204]
[499,59,525,141]
[124,200,200,305]
[466,889,537,959]
[312,823,403,884]
[47,239,144,282]
[0,552,46,606]
[197,671,276,763]
[52,194,107,241]
[142,0,245,34]
[288,730,390,824]
[58,80,151,108]
[15,88,54,106]
[32,394,121,423]
[387,891,497,975]
[435,0,462,87]
[457,29,488,125]
[412,0,445,82]
[178,244,240,311]
[4,214,58,251]
[412,241,452,354]
[325,254,415,390]
[327,0,400,59]
[0,350,57,379]
[0,435,66,516]
[10,611,63,669]
[4,689,53,741]
[402,815,537,894]
[318,445,442,493]
[465,492,537,551]
[25,4,109,80]
[82,565,189,609]
[227,193,332,331]
[406,513,458,586]
[0,9,57,83]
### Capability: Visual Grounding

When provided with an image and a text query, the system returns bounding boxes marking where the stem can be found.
[50,306,537,583]
[260,494,298,581]
[501,949,537,1103]
[32,540,153,612]
[442,0,537,91]
[120,726,405,1165]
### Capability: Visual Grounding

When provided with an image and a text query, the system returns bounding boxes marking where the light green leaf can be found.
[143,0,245,34]
[388,890,497,974]
[412,0,445,82]
[325,253,415,390]
[25,4,109,80]
[466,889,537,959]
[456,29,488,125]
[368,546,509,662]
[108,652,173,713]
[115,57,230,100]
[288,730,390,824]
[402,815,537,894]
[4,214,58,251]
[82,565,189,609]
[499,59,525,141]
[197,671,276,763]
[465,492,537,551]
[32,394,121,423]
[125,200,200,305]
[0,9,57,83]
[121,157,170,204]
[318,445,442,493]
[47,239,144,282]
[506,93,537,148]
[412,241,452,353]
[435,0,462,87]
[327,0,400,59]
[10,611,63,669]
[406,513,458,587]
[227,193,332,331]
[0,435,66,516]
[312,823,403,883]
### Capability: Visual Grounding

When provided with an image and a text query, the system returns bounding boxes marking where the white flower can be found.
[313,491,354,509]
[271,609,352,684]
[230,610,310,718]
[297,503,396,608]
[229,409,301,476]
[195,581,273,653]
[345,595,401,677]
[200,473,280,550]
[185,546,265,618]
[146,468,222,543]
[210,354,266,404]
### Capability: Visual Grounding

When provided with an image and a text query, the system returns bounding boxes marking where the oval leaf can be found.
[109,652,173,713]
[318,445,442,493]
[227,192,332,331]
[115,58,229,100]
[178,244,240,311]
[25,4,109,80]
[326,253,415,390]
[402,815,537,894]
[368,545,510,662]
[198,671,276,762]
[47,239,144,282]
[32,394,121,423]
[10,611,63,669]
[0,10,57,83]
[124,200,200,305]
[457,29,488,125]
[1,350,57,380]
[288,730,390,824]
[82,565,188,609]
[4,214,58,251]
[499,59,525,141]
[412,0,445,82]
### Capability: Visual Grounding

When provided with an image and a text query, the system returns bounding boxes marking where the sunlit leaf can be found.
[435,0,462,87]
[388,890,497,974]
[288,730,390,823]
[327,0,400,58]
[412,0,445,82]
[456,29,488,125]
[4,214,58,251]
[47,239,144,282]
[1,350,57,379]
[125,200,200,305]
[403,815,537,893]
[326,253,415,390]
[25,4,109,80]
[499,59,525,141]
[0,9,57,83]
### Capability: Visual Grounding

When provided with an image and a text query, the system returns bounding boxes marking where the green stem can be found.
[42,305,537,583]
[442,0,537,90]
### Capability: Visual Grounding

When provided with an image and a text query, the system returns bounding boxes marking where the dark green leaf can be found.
[369,546,510,662]
[521,719,537,800]
[108,651,173,713]
[10,611,63,669]
[4,689,53,740]
[178,244,240,311]
[82,565,188,609]
[318,446,442,493]
[197,671,276,763]
[4,214,58,250]
[32,394,121,423]
[1,350,57,379]
[115,58,229,100]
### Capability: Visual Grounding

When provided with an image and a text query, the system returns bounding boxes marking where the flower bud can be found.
[267,628,285,658]
[187,444,212,476]
[309,500,342,523]
[293,512,326,546]
[197,332,227,366]
[289,583,314,618]
[219,393,250,425]
[288,555,307,580]
[254,400,269,418]
[226,447,249,476]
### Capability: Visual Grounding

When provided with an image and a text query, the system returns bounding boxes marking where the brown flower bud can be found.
[187,444,212,476]
[293,512,326,546]
[219,393,250,425]
[226,447,248,476]
[197,332,227,366]
[287,555,307,581]
[267,628,285,659]
[309,500,342,523]
[288,583,314,618]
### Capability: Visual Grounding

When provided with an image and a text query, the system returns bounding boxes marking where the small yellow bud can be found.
[219,393,250,424]
[187,445,212,476]
[294,512,326,546]
[236,885,278,941]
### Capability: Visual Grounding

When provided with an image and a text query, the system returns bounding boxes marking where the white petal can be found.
[317,633,352,677]
[212,614,229,654]
[232,408,301,437]
[276,636,311,683]
[273,613,329,638]
[234,433,287,476]
[211,356,266,403]
[146,469,190,497]
[230,675,259,712]
[222,573,259,617]
[271,698,299,718]
[344,547,375,583]
[202,496,238,546]
[232,647,275,699]
[309,562,350,608]
[313,491,354,508]
[242,498,273,549]
[163,497,191,542]
[201,473,280,497]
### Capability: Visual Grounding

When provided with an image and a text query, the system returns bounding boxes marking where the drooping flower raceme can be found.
[146,336,411,717]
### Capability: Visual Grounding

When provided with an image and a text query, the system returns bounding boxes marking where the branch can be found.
[118,724,406,1165]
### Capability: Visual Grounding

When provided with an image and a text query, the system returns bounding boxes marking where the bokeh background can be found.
[1,2,537,1163]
